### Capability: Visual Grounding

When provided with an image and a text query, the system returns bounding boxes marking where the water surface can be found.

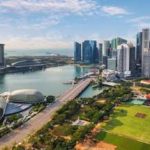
[0,65,102,97]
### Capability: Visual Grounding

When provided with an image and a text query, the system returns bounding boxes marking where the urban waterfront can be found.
[0,65,102,97]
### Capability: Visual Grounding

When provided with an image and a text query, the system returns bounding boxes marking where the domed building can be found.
[0,96,7,120]
[0,89,45,120]
[8,89,44,104]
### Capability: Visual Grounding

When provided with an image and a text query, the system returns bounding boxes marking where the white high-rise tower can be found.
[117,44,130,77]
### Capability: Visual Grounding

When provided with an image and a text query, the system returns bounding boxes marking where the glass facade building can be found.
[74,42,81,63]
[82,40,98,64]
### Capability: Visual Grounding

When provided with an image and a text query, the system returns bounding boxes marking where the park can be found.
[96,104,150,149]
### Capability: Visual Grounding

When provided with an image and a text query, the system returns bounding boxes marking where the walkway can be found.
[0,78,93,149]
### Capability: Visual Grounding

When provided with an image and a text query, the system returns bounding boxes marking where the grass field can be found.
[101,104,150,144]
[96,131,150,150]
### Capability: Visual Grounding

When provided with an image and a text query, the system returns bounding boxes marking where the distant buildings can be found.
[99,43,103,64]
[107,57,117,71]
[111,37,127,57]
[74,40,99,64]
[82,40,93,64]
[111,37,127,51]
[142,28,150,77]
[136,32,142,76]
[103,40,111,57]
[103,56,108,69]
[74,28,150,79]
[128,43,136,76]
[136,32,142,66]
[0,44,5,68]
[74,42,81,63]
[117,44,130,77]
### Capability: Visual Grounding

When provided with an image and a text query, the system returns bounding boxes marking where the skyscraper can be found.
[99,43,103,64]
[107,57,117,71]
[128,42,136,76]
[0,44,5,68]
[111,37,127,50]
[82,40,98,64]
[142,28,150,77]
[82,40,92,64]
[103,56,108,69]
[74,42,81,63]
[111,37,127,57]
[90,40,99,64]
[103,40,111,57]
[136,32,142,76]
[117,44,130,77]
[136,32,142,65]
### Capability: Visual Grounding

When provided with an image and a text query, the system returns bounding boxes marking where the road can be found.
[0,78,92,149]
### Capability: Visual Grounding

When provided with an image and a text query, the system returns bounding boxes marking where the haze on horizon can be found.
[0,0,149,52]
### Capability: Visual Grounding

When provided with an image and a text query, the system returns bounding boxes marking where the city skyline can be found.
[0,0,150,51]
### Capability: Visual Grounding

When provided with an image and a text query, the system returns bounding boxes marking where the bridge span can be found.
[59,78,93,102]
[0,78,94,149]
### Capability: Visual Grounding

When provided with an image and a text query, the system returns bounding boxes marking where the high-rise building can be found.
[136,32,142,76]
[128,42,136,76]
[103,56,108,69]
[90,41,99,64]
[111,37,127,57]
[107,57,117,71]
[82,40,98,64]
[136,32,142,65]
[99,43,103,64]
[117,44,130,77]
[0,44,5,68]
[74,42,81,63]
[103,40,111,57]
[82,41,91,64]
[142,28,150,77]
[111,37,127,50]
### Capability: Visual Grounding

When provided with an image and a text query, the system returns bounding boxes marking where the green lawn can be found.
[102,104,150,144]
[96,131,150,150]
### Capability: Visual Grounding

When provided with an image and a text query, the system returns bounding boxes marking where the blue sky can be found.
[0,0,150,51]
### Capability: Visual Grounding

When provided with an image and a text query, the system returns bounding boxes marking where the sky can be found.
[0,0,150,51]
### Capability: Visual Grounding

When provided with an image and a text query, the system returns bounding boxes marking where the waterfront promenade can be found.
[0,78,93,149]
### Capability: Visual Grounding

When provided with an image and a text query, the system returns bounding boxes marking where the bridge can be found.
[0,78,93,149]
[59,78,93,102]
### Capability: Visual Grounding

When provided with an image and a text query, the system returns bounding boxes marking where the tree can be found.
[46,95,55,103]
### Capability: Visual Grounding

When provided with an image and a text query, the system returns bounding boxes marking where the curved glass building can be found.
[0,97,7,120]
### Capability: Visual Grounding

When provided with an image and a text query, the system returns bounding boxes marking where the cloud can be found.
[129,16,150,29]
[0,0,131,50]
[0,0,97,15]
[0,0,99,31]
[101,6,129,16]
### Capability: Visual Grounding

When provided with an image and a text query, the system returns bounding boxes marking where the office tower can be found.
[82,40,92,64]
[128,42,136,76]
[111,37,127,50]
[136,32,142,76]
[111,37,127,57]
[117,44,130,77]
[142,28,150,77]
[0,44,5,68]
[91,41,99,64]
[74,42,81,63]
[136,32,142,65]
[99,43,103,64]
[107,57,117,71]
[82,40,98,64]
[103,40,111,57]
[103,56,108,69]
